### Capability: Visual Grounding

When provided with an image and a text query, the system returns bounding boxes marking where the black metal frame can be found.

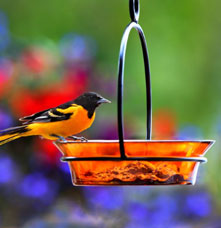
[60,0,207,164]
[117,0,151,159]
[61,156,207,163]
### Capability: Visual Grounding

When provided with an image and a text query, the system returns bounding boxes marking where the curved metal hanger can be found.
[117,0,152,158]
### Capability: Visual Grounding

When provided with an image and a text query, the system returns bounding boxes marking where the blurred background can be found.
[0,0,220,227]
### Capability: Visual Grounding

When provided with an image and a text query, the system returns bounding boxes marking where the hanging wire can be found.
[117,0,152,158]
[129,0,140,22]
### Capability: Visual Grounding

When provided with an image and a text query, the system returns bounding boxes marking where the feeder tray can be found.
[55,140,214,186]
[56,0,214,186]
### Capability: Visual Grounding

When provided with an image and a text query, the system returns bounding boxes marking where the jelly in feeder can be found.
[55,0,214,186]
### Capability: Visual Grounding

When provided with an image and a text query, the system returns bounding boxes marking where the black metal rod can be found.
[61,156,207,163]
[129,0,140,22]
[117,9,152,159]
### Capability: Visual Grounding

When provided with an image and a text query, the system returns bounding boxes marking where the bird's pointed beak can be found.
[98,97,111,104]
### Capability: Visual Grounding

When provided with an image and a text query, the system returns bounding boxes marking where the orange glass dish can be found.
[55,140,214,186]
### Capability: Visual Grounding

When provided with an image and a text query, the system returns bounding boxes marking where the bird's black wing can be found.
[19,103,74,124]
[19,109,51,123]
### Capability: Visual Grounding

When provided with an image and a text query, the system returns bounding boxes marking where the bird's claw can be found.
[56,137,68,143]
[67,136,88,142]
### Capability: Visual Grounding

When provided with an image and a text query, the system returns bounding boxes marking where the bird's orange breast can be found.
[28,106,95,139]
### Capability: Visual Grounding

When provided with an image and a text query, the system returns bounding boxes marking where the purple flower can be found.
[0,109,13,130]
[184,192,212,217]
[18,172,58,202]
[59,161,70,174]
[126,194,178,227]
[0,154,16,184]
[148,194,178,225]
[177,125,203,140]
[84,187,124,210]
[127,202,149,222]
[60,33,96,63]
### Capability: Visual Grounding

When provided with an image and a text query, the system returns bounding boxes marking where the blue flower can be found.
[58,161,70,174]
[184,192,212,217]
[178,125,203,140]
[60,33,96,62]
[148,194,178,226]
[126,194,178,227]
[127,202,149,222]
[18,172,58,202]
[0,154,16,184]
[0,108,13,131]
[84,187,124,210]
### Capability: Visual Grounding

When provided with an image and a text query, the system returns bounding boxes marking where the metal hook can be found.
[129,0,140,22]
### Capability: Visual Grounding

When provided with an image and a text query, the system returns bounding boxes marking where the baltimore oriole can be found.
[0,92,111,145]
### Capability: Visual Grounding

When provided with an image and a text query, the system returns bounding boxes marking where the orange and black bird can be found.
[0,92,111,145]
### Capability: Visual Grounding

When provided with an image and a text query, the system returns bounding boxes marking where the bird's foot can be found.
[66,136,88,142]
[51,135,68,143]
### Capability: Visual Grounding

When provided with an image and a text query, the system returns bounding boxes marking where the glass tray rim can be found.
[55,139,215,144]
[55,139,214,162]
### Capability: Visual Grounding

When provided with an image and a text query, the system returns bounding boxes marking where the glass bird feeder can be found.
[54,0,214,186]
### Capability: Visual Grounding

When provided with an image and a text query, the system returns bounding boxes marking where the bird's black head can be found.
[74,92,111,118]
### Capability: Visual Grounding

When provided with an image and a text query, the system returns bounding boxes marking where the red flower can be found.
[34,138,61,164]
[0,59,13,98]
[21,47,55,74]
[9,76,88,117]
[152,109,177,139]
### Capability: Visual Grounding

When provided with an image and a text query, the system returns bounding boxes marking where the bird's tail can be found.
[0,125,30,146]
